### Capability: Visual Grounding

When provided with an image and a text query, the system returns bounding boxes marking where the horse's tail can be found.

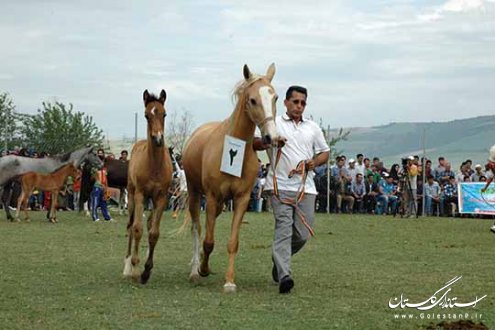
[169,197,191,238]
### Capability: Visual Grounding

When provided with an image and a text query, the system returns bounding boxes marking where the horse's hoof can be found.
[198,268,210,277]
[223,282,237,293]
[189,273,200,283]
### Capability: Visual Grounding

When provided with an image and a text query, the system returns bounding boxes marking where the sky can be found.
[1,0,495,140]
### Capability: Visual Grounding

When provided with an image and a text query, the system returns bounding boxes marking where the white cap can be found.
[383,172,389,177]
[475,164,482,169]
[407,155,414,160]
[349,158,356,163]
[490,145,495,162]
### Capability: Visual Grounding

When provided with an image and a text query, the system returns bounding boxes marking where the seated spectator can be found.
[376,174,398,215]
[336,168,354,214]
[424,175,441,216]
[351,173,366,213]
[364,174,378,213]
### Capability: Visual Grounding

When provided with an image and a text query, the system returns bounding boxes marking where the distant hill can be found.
[333,115,495,169]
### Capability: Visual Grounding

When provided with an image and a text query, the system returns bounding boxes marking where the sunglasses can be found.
[291,99,307,106]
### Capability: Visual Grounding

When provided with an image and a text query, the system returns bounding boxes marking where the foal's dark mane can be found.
[144,93,161,106]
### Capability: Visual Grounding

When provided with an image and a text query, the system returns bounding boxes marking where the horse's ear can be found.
[266,63,276,82]
[159,89,167,104]
[243,64,252,80]
[143,89,150,105]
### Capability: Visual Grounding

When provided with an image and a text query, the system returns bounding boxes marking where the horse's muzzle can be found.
[262,134,272,146]
[153,136,164,147]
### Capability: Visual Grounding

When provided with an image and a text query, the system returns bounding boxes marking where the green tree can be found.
[0,92,26,151]
[319,118,351,164]
[22,101,104,154]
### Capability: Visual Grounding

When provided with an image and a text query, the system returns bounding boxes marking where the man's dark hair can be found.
[285,85,307,100]
[364,157,370,162]
[357,153,364,159]
[121,150,128,155]
[427,175,434,180]
[373,157,380,162]
[438,156,445,161]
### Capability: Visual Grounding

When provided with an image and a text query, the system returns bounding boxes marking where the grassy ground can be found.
[0,210,493,330]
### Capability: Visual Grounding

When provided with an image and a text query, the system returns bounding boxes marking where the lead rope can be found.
[272,147,315,237]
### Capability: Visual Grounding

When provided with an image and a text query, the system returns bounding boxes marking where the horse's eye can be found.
[145,114,149,120]
[163,113,167,118]
[250,98,256,106]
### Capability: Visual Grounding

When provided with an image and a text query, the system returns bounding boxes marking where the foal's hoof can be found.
[223,282,237,293]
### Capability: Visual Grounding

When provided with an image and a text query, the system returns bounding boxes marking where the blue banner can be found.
[459,182,495,215]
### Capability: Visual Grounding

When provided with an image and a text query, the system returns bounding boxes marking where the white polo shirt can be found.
[264,114,330,195]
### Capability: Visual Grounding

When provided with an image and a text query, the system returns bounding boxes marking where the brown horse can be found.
[15,162,80,223]
[123,89,173,284]
[182,64,279,292]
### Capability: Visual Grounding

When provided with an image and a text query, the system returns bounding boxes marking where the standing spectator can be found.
[437,162,455,185]
[470,164,485,182]
[433,157,446,180]
[90,163,113,222]
[424,175,441,216]
[481,145,495,233]
[347,159,358,183]
[119,150,129,162]
[443,176,458,217]
[389,164,400,185]
[73,171,81,212]
[355,154,365,176]
[404,156,418,218]
[363,157,371,177]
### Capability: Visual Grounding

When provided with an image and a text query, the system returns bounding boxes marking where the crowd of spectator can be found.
[250,154,494,218]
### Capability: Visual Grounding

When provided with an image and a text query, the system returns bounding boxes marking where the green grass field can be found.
[0,210,493,330]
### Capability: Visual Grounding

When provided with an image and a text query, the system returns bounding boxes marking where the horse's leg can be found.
[50,191,58,223]
[199,194,219,277]
[224,193,250,293]
[188,190,202,283]
[15,189,25,222]
[22,188,34,222]
[130,191,144,281]
[3,183,14,221]
[123,186,135,277]
[141,194,167,284]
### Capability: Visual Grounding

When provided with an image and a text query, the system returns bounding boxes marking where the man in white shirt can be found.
[254,85,329,294]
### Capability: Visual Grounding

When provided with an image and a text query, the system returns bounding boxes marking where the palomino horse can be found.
[123,89,173,284]
[0,146,102,221]
[182,64,279,292]
[15,162,80,223]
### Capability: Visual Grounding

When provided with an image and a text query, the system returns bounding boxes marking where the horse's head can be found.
[143,89,167,147]
[241,63,279,146]
[85,147,104,169]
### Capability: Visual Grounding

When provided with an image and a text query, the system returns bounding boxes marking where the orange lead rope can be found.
[272,147,315,237]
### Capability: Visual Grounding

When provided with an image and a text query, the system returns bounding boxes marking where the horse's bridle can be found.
[257,115,275,132]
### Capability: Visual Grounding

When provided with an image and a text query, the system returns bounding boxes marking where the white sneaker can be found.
[94,218,100,222]
[490,225,495,233]
[106,218,116,223]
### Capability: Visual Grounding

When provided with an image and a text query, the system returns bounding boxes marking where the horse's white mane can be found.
[231,75,264,104]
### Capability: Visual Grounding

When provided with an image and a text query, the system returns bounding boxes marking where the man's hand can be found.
[305,159,316,171]
[252,136,286,151]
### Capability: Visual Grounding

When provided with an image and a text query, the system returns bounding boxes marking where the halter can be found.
[271,147,315,237]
